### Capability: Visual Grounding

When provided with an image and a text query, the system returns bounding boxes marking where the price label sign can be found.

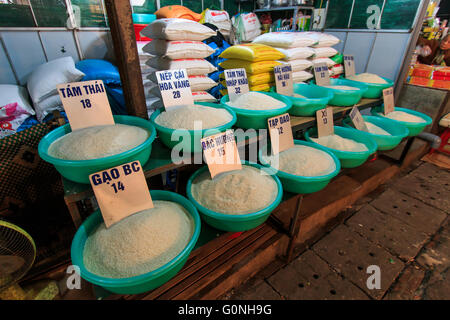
[343,55,356,78]
[316,107,334,137]
[201,130,242,179]
[224,68,249,102]
[383,87,395,115]
[267,113,294,155]
[155,69,194,110]
[274,64,293,96]
[57,80,114,131]
[313,62,330,87]
[89,160,154,228]
[349,106,368,132]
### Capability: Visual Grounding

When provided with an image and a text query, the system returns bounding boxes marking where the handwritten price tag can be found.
[383,87,395,115]
[344,55,356,78]
[268,113,294,155]
[224,68,249,102]
[316,107,334,137]
[155,69,194,110]
[313,62,330,87]
[57,80,114,131]
[201,130,242,178]
[89,160,154,228]
[349,106,368,132]
[274,64,293,96]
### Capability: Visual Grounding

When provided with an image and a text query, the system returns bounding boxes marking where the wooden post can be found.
[104,0,148,119]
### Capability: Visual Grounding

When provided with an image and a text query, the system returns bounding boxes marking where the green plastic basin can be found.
[38,115,156,184]
[149,103,236,153]
[304,126,378,168]
[220,91,292,129]
[312,78,368,106]
[258,140,341,194]
[370,106,433,137]
[71,190,201,295]
[342,75,394,98]
[342,115,409,151]
[186,161,283,232]
[270,83,334,116]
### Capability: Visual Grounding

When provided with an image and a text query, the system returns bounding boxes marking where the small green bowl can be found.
[38,115,157,184]
[342,115,409,150]
[258,140,341,194]
[149,103,237,153]
[304,126,378,168]
[312,78,368,106]
[341,75,394,99]
[370,106,433,137]
[186,161,283,232]
[71,190,201,295]
[270,83,334,116]
[220,91,292,129]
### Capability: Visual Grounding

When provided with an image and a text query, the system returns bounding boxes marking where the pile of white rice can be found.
[262,145,336,176]
[293,93,306,98]
[311,134,368,152]
[346,73,387,84]
[155,104,233,130]
[365,122,391,135]
[191,165,278,215]
[383,111,426,123]
[324,85,359,91]
[83,200,194,278]
[48,124,149,160]
[226,92,286,110]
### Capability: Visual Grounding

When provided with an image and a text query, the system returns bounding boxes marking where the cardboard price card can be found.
[201,130,242,179]
[349,106,368,132]
[89,160,154,228]
[224,68,249,102]
[316,107,334,137]
[274,64,293,96]
[313,62,330,87]
[155,69,194,110]
[383,87,395,115]
[57,80,115,131]
[343,55,356,78]
[268,113,294,155]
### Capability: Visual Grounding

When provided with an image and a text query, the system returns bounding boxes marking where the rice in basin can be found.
[225,92,286,110]
[191,165,278,215]
[346,73,387,84]
[155,104,233,129]
[382,111,426,123]
[365,122,391,136]
[83,200,194,278]
[324,85,359,91]
[48,124,149,160]
[311,134,368,152]
[262,145,336,176]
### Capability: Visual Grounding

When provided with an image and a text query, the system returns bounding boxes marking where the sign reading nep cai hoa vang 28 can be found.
[155,69,194,110]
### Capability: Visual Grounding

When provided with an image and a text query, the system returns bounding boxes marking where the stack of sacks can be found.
[200,9,232,40]
[218,43,284,95]
[141,18,218,108]
[252,31,341,83]
[136,40,159,108]
[329,53,344,78]
[26,56,85,122]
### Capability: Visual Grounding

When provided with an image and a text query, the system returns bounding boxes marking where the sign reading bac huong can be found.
[156,69,194,110]
[57,80,115,131]
[89,160,154,228]
[224,68,249,102]
[343,55,356,78]
[274,64,293,96]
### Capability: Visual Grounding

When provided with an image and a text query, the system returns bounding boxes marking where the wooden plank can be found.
[104,0,147,119]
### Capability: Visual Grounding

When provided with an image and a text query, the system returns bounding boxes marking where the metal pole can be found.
[27,0,48,62]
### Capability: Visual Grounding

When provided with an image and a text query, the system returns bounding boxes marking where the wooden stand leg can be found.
[64,199,82,229]
[285,195,303,263]
[397,136,416,165]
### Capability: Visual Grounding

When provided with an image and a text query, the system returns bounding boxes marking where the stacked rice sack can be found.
[141,18,219,109]
[136,41,160,110]
[252,32,342,83]
[218,43,285,95]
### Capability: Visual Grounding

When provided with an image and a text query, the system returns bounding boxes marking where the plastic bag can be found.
[155,5,202,21]
[219,43,284,62]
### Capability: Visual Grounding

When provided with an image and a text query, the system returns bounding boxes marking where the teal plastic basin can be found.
[258,140,341,194]
[220,91,292,129]
[312,78,368,106]
[71,190,201,295]
[38,115,156,184]
[149,103,236,153]
[304,126,378,168]
[342,115,409,151]
[270,83,334,116]
[370,106,433,137]
[186,162,283,232]
[342,75,394,99]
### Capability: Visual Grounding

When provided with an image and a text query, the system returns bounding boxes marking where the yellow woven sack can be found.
[219,59,282,75]
[219,44,285,62]
[250,83,274,92]
[220,72,274,86]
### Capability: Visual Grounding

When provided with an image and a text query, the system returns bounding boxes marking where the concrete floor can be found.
[223,161,450,300]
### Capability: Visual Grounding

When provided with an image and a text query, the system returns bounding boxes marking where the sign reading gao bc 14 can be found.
[155,69,194,110]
